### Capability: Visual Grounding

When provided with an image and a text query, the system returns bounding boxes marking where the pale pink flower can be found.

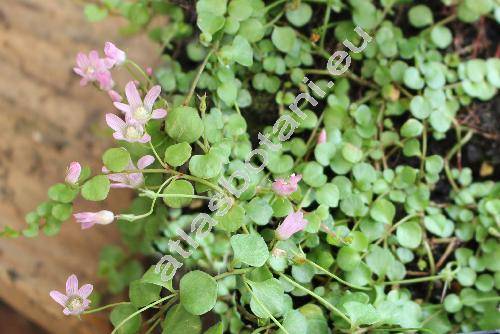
[74,210,115,230]
[73,51,111,88]
[103,155,154,188]
[105,113,151,143]
[95,71,115,91]
[108,90,123,102]
[276,211,308,240]
[65,162,81,185]
[104,42,126,66]
[272,173,302,196]
[146,67,153,76]
[113,81,167,124]
[49,274,93,316]
[317,129,327,144]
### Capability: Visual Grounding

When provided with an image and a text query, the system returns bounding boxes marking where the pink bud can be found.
[104,42,126,66]
[108,90,122,102]
[272,173,302,196]
[74,210,115,229]
[276,211,308,240]
[146,67,153,76]
[65,162,81,185]
[317,129,327,144]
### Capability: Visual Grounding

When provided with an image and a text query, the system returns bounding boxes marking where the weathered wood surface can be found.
[0,1,158,333]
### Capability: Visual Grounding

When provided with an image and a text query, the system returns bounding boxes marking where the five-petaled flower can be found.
[272,173,302,196]
[65,162,81,185]
[276,211,309,240]
[103,155,155,188]
[104,42,126,66]
[105,113,151,143]
[49,274,93,316]
[74,210,115,230]
[114,81,167,125]
[73,50,113,90]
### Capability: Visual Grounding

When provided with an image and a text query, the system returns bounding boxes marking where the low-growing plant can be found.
[5,0,500,333]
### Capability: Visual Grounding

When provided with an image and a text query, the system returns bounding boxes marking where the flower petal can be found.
[78,284,93,299]
[151,108,167,119]
[49,290,68,307]
[144,85,161,110]
[66,274,79,295]
[105,113,125,132]
[113,102,131,114]
[125,81,142,109]
[137,155,155,169]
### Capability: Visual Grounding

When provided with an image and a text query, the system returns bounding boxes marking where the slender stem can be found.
[111,295,175,334]
[144,317,162,334]
[143,192,212,200]
[243,281,290,334]
[382,274,445,285]
[304,258,371,291]
[373,213,421,247]
[149,141,168,169]
[214,268,252,280]
[277,273,353,326]
[82,302,129,315]
[320,4,331,49]
[125,60,153,87]
[184,42,218,106]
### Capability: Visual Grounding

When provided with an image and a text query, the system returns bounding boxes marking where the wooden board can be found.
[0,0,158,333]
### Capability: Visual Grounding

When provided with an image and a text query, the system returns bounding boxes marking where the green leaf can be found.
[164,142,192,167]
[246,198,273,225]
[409,96,431,120]
[316,183,340,207]
[48,183,79,203]
[247,278,285,318]
[286,3,312,27]
[180,270,218,315]
[303,162,327,188]
[344,301,380,325]
[424,214,454,237]
[110,303,141,334]
[228,0,253,21]
[81,175,110,201]
[216,204,245,232]
[408,5,433,27]
[103,148,131,172]
[51,203,73,221]
[370,198,395,224]
[271,27,297,53]
[403,67,425,90]
[129,280,161,308]
[84,4,108,22]
[425,155,444,174]
[166,106,204,144]
[162,304,202,334]
[189,153,222,179]
[396,221,422,249]
[197,12,225,35]
[162,179,194,208]
[141,266,174,291]
[278,310,308,334]
[443,294,462,313]
[400,119,423,138]
[239,18,265,42]
[231,234,269,267]
[204,322,223,334]
[336,246,361,271]
[341,143,363,163]
[431,26,453,49]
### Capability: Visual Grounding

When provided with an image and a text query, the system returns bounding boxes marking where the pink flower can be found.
[272,173,302,196]
[317,129,327,144]
[113,81,167,124]
[65,162,81,185]
[73,51,112,88]
[95,71,115,91]
[104,42,126,66]
[276,211,309,240]
[105,113,151,143]
[108,90,123,102]
[74,210,115,230]
[146,67,153,76]
[103,155,154,188]
[49,274,93,316]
